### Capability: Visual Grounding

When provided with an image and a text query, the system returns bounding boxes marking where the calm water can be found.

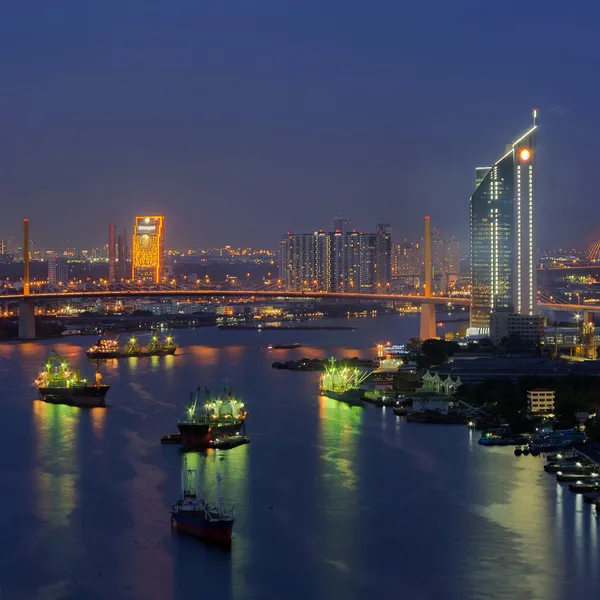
[0,314,598,600]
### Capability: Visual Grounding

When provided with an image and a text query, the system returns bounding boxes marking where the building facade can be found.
[527,388,555,416]
[279,227,382,293]
[48,256,69,284]
[470,113,537,332]
[132,216,164,283]
[375,223,392,293]
[490,310,544,345]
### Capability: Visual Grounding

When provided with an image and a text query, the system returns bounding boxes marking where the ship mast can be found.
[216,473,224,516]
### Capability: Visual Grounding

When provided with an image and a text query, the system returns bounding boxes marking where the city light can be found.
[519,148,530,161]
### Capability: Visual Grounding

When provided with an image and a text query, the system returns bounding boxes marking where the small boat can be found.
[556,471,598,482]
[171,467,235,546]
[544,461,590,474]
[87,333,177,359]
[569,481,600,493]
[161,434,182,444]
[268,343,302,350]
[207,436,250,450]
[393,406,413,416]
[583,491,600,503]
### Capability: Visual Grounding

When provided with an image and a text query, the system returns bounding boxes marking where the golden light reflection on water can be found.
[188,345,220,365]
[18,343,45,360]
[470,457,568,598]
[89,407,105,438]
[32,401,78,527]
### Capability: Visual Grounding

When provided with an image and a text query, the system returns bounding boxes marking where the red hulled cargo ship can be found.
[171,468,235,546]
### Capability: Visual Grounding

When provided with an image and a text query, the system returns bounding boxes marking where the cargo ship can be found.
[319,358,370,406]
[35,353,109,407]
[86,333,177,359]
[177,387,247,450]
[171,466,235,546]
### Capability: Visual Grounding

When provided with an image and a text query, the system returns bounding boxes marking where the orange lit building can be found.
[132,216,164,282]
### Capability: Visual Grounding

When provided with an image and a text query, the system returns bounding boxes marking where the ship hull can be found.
[171,512,233,545]
[86,348,177,359]
[38,385,110,407]
[178,421,245,451]
[321,389,365,406]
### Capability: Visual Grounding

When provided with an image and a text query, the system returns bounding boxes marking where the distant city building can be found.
[48,256,69,284]
[279,233,316,291]
[489,310,544,345]
[470,111,537,333]
[332,216,351,233]
[527,388,555,416]
[108,223,116,282]
[132,216,164,283]
[279,226,383,293]
[375,223,392,293]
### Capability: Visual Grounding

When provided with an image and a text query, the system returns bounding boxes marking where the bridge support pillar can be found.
[18,299,35,339]
[420,303,436,341]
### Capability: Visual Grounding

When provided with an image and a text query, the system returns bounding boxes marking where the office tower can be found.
[359,233,377,293]
[48,256,69,284]
[445,237,460,276]
[470,111,537,332]
[132,216,164,282]
[108,223,116,282]
[279,233,316,291]
[476,167,491,188]
[375,223,392,293]
[332,216,351,233]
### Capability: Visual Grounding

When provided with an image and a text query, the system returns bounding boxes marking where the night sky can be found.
[0,1,598,250]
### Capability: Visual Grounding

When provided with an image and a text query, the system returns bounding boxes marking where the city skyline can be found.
[0,2,598,249]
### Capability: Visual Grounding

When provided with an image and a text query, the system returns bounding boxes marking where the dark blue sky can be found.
[0,0,598,250]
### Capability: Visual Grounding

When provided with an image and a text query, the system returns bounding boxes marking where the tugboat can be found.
[171,465,235,546]
[177,387,247,451]
[36,353,109,407]
[86,333,177,359]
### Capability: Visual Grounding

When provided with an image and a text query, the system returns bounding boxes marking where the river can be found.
[0,314,597,600]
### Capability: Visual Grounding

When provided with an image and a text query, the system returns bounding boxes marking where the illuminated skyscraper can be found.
[375,223,392,293]
[132,216,164,282]
[108,223,116,282]
[279,233,316,291]
[470,111,537,332]
[48,256,69,285]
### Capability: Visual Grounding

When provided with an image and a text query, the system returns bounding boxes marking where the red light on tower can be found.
[520,148,531,161]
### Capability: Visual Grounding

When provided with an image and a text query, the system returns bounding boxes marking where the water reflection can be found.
[89,407,106,439]
[316,396,362,594]
[32,401,78,527]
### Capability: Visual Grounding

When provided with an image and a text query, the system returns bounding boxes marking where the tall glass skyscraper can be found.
[470,113,537,332]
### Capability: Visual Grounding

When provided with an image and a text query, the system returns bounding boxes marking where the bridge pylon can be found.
[419,216,437,340]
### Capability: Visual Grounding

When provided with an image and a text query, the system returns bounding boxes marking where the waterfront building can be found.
[375,223,392,293]
[527,388,556,416]
[470,111,537,333]
[132,216,164,283]
[490,310,544,345]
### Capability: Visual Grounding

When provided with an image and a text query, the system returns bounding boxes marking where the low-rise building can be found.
[527,388,556,416]
[490,311,544,345]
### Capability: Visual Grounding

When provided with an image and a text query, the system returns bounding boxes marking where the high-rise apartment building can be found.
[132,216,164,283]
[375,223,392,293]
[395,240,423,278]
[279,227,381,293]
[48,256,69,284]
[470,111,537,332]
[279,233,316,291]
